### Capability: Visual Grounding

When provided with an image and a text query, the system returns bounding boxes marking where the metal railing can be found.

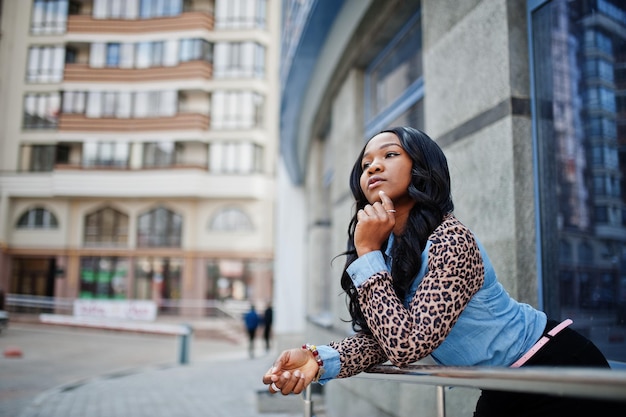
[39,313,194,364]
[3,293,246,319]
[4,293,74,313]
[300,364,626,417]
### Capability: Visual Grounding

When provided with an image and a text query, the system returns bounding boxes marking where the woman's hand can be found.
[262,348,320,395]
[355,191,396,257]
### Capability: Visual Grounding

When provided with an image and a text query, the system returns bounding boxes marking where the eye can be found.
[385,152,400,158]
[362,161,371,169]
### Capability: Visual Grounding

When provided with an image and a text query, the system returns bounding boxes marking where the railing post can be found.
[436,385,446,417]
[303,384,313,417]
[178,324,192,364]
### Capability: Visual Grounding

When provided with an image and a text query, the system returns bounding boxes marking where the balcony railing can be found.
[64,61,213,82]
[58,113,210,132]
[66,11,214,34]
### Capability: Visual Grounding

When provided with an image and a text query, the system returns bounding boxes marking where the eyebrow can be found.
[362,142,402,159]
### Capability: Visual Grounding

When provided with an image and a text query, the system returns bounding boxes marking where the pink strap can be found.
[510,319,573,368]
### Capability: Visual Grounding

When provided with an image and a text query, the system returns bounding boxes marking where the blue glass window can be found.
[106,43,120,67]
[364,12,423,137]
[529,0,626,363]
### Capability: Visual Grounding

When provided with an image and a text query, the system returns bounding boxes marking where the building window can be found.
[90,39,209,69]
[143,142,182,167]
[133,91,177,117]
[23,93,60,129]
[211,91,264,129]
[67,90,176,118]
[83,142,129,167]
[179,38,213,63]
[93,0,184,19]
[209,141,262,174]
[62,91,87,114]
[16,207,59,229]
[26,46,65,83]
[93,0,136,19]
[139,0,182,18]
[134,257,182,313]
[137,206,182,247]
[210,208,253,231]
[206,260,242,300]
[31,0,68,35]
[106,43,121,67]
[136,41,165,67]
[20,144,70,171]
[214,42,265,78]
[529,0,626,363]
[79,257,128,299]
[84,207,129,247]
[26,145,55,172]
[215,0,267,29]
[364,11,423,137]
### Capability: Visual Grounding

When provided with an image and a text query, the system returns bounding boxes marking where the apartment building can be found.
[0,0,280,316]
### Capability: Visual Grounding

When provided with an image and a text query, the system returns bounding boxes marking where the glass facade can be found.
[365,11,424,137]
[206,258,271,301]
[79,257,128,299]
[135,257,182,312]
[530,0,626,362]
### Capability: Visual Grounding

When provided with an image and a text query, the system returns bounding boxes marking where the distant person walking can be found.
[244,305,260,358]
[263,304,273,352]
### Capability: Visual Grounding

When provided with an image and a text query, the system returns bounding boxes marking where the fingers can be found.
[379,191,395,213]
[267,370,307,395]
[358,200,394,219]
[262,366,277,385]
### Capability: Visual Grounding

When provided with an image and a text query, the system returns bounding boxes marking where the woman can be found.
[262,127,619,416]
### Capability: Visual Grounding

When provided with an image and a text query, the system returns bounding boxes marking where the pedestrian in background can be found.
[263,304,273,352]
[243,305,260,358]
[263,126,622,416]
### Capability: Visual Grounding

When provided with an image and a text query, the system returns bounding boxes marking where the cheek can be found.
[359,174,368,192]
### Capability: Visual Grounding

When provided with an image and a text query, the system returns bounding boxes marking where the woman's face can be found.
[359,132,414,207]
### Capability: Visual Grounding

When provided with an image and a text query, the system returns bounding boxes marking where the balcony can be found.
[58,113,210,132]
[66,11,214,34]
[0,170,271,199]
[64,61,213,83]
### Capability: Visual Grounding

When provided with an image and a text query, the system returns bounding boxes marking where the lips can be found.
[368,176,384,188]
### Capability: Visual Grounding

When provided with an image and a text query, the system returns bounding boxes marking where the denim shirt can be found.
[317,233,546,384]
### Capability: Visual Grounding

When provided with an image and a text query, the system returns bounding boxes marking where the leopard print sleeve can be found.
[356,215,485,367]
[328,332,388,379]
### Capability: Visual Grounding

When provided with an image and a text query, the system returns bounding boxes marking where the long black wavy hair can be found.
[340,126,454,334]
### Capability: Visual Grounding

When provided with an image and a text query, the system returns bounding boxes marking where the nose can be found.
[367,159,382,173]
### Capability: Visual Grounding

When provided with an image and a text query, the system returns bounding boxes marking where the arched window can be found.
[210,207,253,231]
[137,206,182,247]
[84,206,129,247]
[16,207,58,229]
